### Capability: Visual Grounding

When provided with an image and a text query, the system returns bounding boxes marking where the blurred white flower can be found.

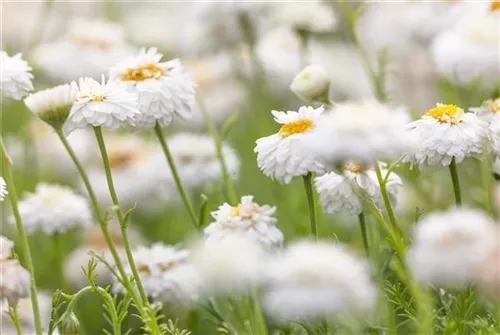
[24,83,79,129]
[470,98,500,156]
[263,240,376,321]
[109,47,196,128]
[0,51,33,100]
[315,162,402,216]
[34,18,134,83]
[0,177,7,201]
[303,101,413,165]
[205,195,283,247]
[290,65,330,103]
[273,1,337,33]
[0,235,13,260]
[0,291,53,333]
[0,259,30,306]
[408,208,498,287]
[255,106,326,184]
[113,243,199,304]
[64,77,140,134]
[14,183,92,235]
[475,238,500,300]
[403,104,490,168]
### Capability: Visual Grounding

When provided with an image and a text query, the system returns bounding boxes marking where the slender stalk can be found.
[92,127,148,304]
[1,138,43,335]
[449,157,462,205]
[252,290,268,335]
[8,304,23,335]
[302,173,318,238]
[53,233,67,291]
[153,123,199,228]
[374,165,401,236]
[480,157,495,216]
[357,212,370,257]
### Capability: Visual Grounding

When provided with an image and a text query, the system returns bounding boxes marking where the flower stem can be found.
[252,290,268,335]
[357,212,370,257]
[0,138,43,335]
[53,233,68,291]
[8,304,23,335]
[302,173,318,238]
[449,157,462,205]
[153,123,199,228]
[374,164,402,237]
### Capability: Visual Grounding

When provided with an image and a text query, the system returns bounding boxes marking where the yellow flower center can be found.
[279,119,313,137]
[122,63,166,81]
[490,0,500,12]
[346,162,369,174]
[108,151,142,169]
[488,98,500,113]
[72,36,112,49]
[90,96,106,102]
[230,206,241,216]
[425,104,464,124]
[137,264,151,273]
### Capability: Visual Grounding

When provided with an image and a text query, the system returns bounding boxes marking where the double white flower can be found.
[0,51,33,100]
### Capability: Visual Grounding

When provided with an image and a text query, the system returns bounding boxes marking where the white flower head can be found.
[403,104,491,168]
[113,243,199,304]
[64,76,140,135]
[475,239,500,300]
[1,291,53,333]
[109,47,196,128]
[0,259,31,306]
[0,51,33,100]
[290,65,330,103]
[273,1,337,33]
[470,98,500,156]
[263,240,376,322]
[302,100,414,165]
[205,195,283,247]
[14,183,92,235]
[24,83,79,129]
[408,208,498,287]
[255,106,326,184]
[0,236,13,260]
[316,162,402,216]
[0,177,7,201]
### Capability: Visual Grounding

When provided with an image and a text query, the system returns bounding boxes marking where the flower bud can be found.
[290,65,330,103]
[60,311,81,335]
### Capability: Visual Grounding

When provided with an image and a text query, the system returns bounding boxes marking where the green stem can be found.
[92,127,148,303]
[252,290,268,335]
[1,138,43,335]
[449,157,462,205]
[374,164,401,236]
[8,304,23,335]
[480,157,495,216]
[153,123,199,228]
[198,97,237,204]
[302,173,317,238]
[357,212,370,257]
[53,233,67,291]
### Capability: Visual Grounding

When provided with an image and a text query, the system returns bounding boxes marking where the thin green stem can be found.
[8,304,23,335]
[153,123,200,228]
[374,165,401,236]
[1,138,43,335]
[302,173,318,238]
[92,127,149,304]
[480,157,495,216]
[449,157,462,205]
[252,290,268,335]
[53,233,68,291]
[357,212,370,257]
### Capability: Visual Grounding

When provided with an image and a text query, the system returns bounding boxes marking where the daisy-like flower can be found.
[109,47,196,128]
[0,259,31,306]
[272,0,337,33]
[205,195,283,247]
[64,76,140,135]
[290,65,331,103]
[0,51,33,100]
[14,183,92,235]
[24,83,79,129]
[0,177,7,201]
[263,240,376,321]
[315,162,402,216]
[302,101,413,165]
[403,104,491,168]
[113,243,199,304]
[0,236,13,260]
[470,98,500,156]
[1,291,53,333]
[407,208,498,287]
[255,106,326,184]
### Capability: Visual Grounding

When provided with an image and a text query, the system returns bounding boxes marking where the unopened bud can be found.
[290,65,330,103]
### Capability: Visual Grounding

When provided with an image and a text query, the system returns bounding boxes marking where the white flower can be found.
[273,1,337,33]
[64,77,140,134]
[290,65,330,103]
[475,238,500,300]
[315,162,402,216]
[302,100,413,165]
[24,83,79,129]
[113,243,199,304]
[263,240,376,321]
[205,195,283,247]
[33,18,134,83]
[255,106,326,184]
[1,291,53,333]
[403,104,491,168]
[0,259,30,306]
[0,177,7,201]
[0,235,13,260]
[14,183,92,235]
[470,98,500,156]
[408,208,498,287]
[109,47,196,128]
[0,51,33,100]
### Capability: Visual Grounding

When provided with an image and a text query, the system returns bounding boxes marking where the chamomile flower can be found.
[0,51,33,100]
[315,162,402,216]
[403,104,491,168]
[0,177,7,201]
[273,1,337,33]
[113,243,199,304]
[64,76,140,134]
[263,240,376,321]
[408,208,498,287]
[205,195,283,247]
[255,106,326,184]
[470,98,500,156]
[109,47,196,128]
[0,259,31,306]
[14,183,92,235]
[0,236,13,260]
